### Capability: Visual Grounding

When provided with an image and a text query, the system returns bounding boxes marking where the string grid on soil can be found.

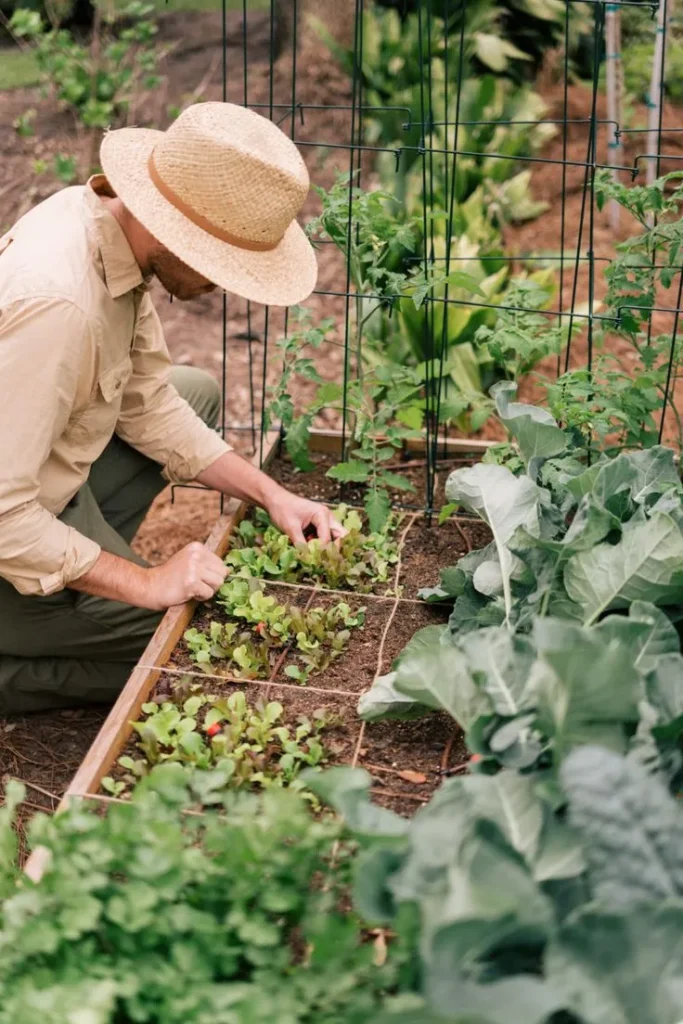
[137,511,469,814]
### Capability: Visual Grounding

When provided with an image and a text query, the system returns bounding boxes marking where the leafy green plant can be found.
[307,177,561,438]
[0,770,409,1023]
[12,107,36,136]
[358,382,683,785]
[226,506,400,592]
[545,356,666,452]
[473,277,568,382]
[103,687,334,797]
[263,308,426,525]
[360,600,683,785]
[422,382,683,630]
[607,4,683,105]
[184,620,273,679]
[593,169,683,451]
[213,576,365,683]
[310,740,683,1024]
[9,1,166,131]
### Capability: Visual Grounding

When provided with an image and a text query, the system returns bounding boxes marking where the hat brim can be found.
[100,127,318,307]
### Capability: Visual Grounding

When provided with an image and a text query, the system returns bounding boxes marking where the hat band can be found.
[147,152,282,253]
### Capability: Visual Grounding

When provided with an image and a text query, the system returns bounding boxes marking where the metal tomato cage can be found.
[169,0,678,519]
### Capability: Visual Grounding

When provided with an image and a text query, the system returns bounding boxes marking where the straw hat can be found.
[100,102,318,306]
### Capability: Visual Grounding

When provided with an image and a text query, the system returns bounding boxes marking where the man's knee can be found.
[170,367,221,430]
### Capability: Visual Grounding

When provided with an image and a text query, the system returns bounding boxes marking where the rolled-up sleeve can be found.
[116,294,231,482]
[0,297,101,595]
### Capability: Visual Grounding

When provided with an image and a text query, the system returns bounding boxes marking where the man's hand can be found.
[198,451,348,547]
[143,542,228,609]
[265,492,347,546]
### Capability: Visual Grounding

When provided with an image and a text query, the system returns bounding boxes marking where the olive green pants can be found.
[0,367,221,715]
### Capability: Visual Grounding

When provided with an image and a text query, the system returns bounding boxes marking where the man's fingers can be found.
[193,581,215,602]
[201,551,228,578]
[201,567,228,592]
[288,520,307,545]
[311,508,331,546]
[330,518,348,539]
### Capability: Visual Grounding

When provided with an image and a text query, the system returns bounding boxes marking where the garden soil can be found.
[2,8,683,835]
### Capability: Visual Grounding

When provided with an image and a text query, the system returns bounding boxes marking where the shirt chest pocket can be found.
[65,358,133,446]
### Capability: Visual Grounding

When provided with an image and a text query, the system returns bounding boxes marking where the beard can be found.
[148,248,217,301]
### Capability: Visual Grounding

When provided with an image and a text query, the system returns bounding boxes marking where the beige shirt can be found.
[0,177,230,597]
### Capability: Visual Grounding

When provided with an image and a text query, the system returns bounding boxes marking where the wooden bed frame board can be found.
[24,427,492,881]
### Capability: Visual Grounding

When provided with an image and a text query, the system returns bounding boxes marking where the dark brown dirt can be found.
[0,709,105,860]
[398,517,492,600]
[266,445,492,514]
[361,712,468,814]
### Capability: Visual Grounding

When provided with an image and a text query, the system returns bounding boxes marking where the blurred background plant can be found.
[310,1,587,434]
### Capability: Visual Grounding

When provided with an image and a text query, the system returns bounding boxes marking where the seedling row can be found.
[100,450,483,817]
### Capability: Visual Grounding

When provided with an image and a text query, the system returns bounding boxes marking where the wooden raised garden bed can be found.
[25,430,493,881]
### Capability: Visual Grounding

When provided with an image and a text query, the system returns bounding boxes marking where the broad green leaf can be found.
[438,501,458,525]
[532,819,585,883]
[547,902,683,1024]
[378,471,415,492]
[459,627,536,717]
[419,565,466,603]
[627,446,681,506]
[421,827,555,992]
[426,965,564,1024]
[326,460,371,483]
[647,653,683,739]
[567,448,681,520]
[445,463,541,625]
[395,405,423,430]
[314,380,343,403]
[564,513,683,625]
[302,767,409,838]
[449,586,506,636]
[394,639,491,730]
[442,269,485,294]
[284,415,314,472]
[563,498,620,549]
[352,845,406,924]
[474,31,531,71]
[491,381,566,476]
[472,560,504,597]
[597,601,680,674]
[533,619,642,760]
[561,746,683,904]
[365,488,392,533]
[460,771,543,862]
[357,671,429,723]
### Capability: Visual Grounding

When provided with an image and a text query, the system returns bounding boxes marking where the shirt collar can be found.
[84,175,145,299]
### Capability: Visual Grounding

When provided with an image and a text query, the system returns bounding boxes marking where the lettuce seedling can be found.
[114,687,334,798]
[226,505,400,593]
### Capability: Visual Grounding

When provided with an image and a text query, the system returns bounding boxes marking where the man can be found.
[0,101,343,714]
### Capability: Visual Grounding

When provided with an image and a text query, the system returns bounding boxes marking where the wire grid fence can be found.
[168,0,679,519]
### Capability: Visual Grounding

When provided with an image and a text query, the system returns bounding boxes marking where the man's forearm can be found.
[196,451,285,507]
[70,550,150,606]
[71,542,229,610]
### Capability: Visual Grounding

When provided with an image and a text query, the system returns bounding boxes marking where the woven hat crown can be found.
[149,102,310,250]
